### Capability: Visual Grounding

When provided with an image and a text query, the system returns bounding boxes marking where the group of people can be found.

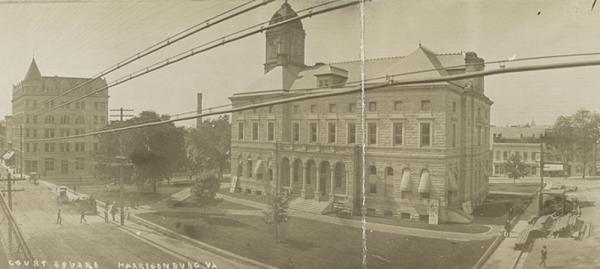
[55,209,90,224]
[55,200,130,225]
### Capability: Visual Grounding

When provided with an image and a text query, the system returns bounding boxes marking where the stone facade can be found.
[5,59,108,178]
[228,2,492,223]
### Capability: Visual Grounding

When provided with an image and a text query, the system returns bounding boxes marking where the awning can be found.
[400,170,411,191]
[418,171,431,193]
[2,151,15,160]
[253,160,263,176]
[544,164,563,172]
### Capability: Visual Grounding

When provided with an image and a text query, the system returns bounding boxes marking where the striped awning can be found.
[253,160,263,176]
[2,151,14,160]
[400,170,411,191]
[418,171,431,193]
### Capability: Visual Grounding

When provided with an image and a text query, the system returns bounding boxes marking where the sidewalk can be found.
[481,220,528,269]
[217,192,500,242]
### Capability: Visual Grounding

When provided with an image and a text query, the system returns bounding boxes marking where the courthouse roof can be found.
[239,45,470,94]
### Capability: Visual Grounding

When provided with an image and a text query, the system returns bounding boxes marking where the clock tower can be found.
[264,1,305,73]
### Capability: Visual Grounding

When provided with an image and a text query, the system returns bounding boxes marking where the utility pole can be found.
[19,125,23,180]
[109,108,134,226]
[539,139,545,216]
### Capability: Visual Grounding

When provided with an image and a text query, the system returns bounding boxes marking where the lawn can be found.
[139,211,494,269]
[489,182,540,194]
[218,189,272,205]
[169,197,257,211]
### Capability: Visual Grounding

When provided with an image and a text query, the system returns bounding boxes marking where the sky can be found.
[1,0,600,127]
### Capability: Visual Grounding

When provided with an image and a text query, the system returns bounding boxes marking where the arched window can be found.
[386,167,394,176]
[369,165,377,176]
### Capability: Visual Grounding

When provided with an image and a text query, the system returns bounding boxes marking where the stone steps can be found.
[289,198,331,214]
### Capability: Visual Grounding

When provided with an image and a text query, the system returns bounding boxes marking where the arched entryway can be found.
[333,162,346,194]
[292,159,303,193]
[304,160,317,198]
[318,161,331,198]
[280,158,290,188]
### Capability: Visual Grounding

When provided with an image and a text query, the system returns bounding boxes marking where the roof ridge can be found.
[328,55,405,65]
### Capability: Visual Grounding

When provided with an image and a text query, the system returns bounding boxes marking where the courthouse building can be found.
[229,2,492,223]
[5,59,108,178]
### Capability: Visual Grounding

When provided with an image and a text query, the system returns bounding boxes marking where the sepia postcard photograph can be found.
[0,0,599,268]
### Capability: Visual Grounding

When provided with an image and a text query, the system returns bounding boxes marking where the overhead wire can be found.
[26,57,600,142]
[33,0,277,116]
[38,0,361,114]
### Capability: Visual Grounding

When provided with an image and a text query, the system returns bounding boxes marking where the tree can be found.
[571,109,600,178]
[549,116,575,179]
[263,193,290,241]
[95,111,187,192]
[505,154,528,184]
[187,115,231,181]
[190,174,222,213]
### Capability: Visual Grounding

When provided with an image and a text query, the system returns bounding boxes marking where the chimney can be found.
[465,52,485,93]
[196,93,203,128]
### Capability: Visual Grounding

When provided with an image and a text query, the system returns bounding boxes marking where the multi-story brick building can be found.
[229,2,492,223]
[5,59,108,178]
[491,125,546,176]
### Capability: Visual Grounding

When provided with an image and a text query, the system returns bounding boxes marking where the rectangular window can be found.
[293,105,299,113]
[452,101,457,113]
[268,106,273,113]
[310,122,317,143]
[329,104,336,113]
[368,122,377,145]
[238,122,244,140]
[32,143,38,152]
[532,152,537,161]
[368,102,377,112]
[393,123,403,145]
[394,101,403,111]
[523,152,528,161]
[328,122,336,143]
[421,100,431,111]
[45,158,55,171]
[420,122,431,147]
[252,122,259,141]
[348,103,356,112]
[292,122,300,142]
[370,183,377,194]
[310,104,317,113]
[477,126,482,146]
[347,122,356,144]
[503,151,508,160]
[32,129,37,138]
[267,122,274,141]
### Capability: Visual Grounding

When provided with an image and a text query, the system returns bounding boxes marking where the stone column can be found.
[288,164,294,192]
[314,168,320,200]
[329,168,335,201]
[301,164,307,198]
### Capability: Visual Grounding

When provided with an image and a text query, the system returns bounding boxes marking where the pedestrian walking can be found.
[56,209,62,225]
[80,210,87,224]
[539,245,547,268]
[111,205,117,221]
[504,220,511,237]
[104,210,109,223]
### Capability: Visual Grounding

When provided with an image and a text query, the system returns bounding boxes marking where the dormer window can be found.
[318,78,330,88]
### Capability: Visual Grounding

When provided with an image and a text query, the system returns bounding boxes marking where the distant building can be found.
[491,125,547,177]
[5,59,108,178]
[228,2,492,223]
